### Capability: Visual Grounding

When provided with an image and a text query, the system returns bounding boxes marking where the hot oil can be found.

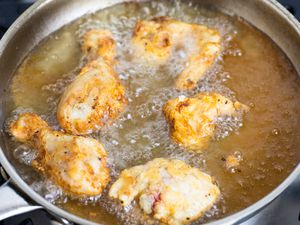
[4,0,300,224]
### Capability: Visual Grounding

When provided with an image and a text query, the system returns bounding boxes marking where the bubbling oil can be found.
[4,0,300,224]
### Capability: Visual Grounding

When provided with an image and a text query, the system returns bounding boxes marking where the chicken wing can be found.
[10,113,110,196]
[57,29,127,135]
[132,17,221,90]
[109,158,220,225]
[164,93,249,151]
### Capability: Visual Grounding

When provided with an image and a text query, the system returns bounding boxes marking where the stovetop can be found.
[0,0,300,225]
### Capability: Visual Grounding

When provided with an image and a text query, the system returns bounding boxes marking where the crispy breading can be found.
[57,59,126,135]
[164,93,249,151]
[132,17,221,90]
[10,113,110,196]
[82,29,116,64]
[225,154,241,169]
[109,158,220,225]
[57,29,126,135]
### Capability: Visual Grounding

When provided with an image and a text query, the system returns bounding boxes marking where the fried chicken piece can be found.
[57,60,126,135]
[132,18,173,64]
[10,113,110,196]
[132,17,221,90]
[109,158,220,225]
[164,93,249,151]
[57,29,126,135]
[82,29,117,64]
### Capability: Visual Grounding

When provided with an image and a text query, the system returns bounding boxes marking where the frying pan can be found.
[0,0,299,225]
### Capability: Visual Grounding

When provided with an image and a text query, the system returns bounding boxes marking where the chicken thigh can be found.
[109,158,220,225]
[57,29,127,135]
[10,113,110,196]
[164,93,249,151]
[132,17,221,90]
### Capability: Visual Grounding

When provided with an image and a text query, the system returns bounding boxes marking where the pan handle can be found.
[0,179,42,221]
[0,167,73,224]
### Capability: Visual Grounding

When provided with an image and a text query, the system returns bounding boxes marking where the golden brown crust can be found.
[133,19,172,63]
[175,42,221,90]
[82,29,116,64]
[132,17,222,90]
[57,29,127,135]
[109,158,220,225]
[224,154,241,169]
[37,130,110,196]
[164,93,249,151]
[10,113,110,197]
[57,60,127,135]
[10,113,48,144]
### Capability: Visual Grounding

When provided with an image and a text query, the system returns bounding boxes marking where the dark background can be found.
[279,0,300,18]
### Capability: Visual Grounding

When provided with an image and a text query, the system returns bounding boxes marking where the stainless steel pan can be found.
[0,0,299,224]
